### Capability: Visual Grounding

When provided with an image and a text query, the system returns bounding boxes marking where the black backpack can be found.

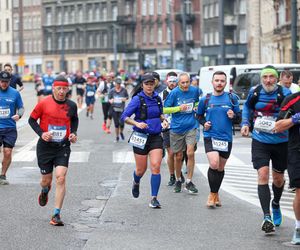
[138,95,162,120]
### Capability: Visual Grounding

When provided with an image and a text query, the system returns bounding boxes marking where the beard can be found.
[262,82,277,93]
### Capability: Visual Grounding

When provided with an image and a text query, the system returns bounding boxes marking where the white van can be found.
[199,64,300,105]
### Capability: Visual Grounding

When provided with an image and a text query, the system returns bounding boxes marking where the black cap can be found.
[152,72,160,81]
[0,71,11,82]
[115,78,122,84]
[141,73,155,83]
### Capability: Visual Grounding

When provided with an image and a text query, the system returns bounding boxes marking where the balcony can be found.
[117,15,136,26]
[117,43,136,53]
[224,15,238,26]
[175,13,196,24]
[175,40,194,49]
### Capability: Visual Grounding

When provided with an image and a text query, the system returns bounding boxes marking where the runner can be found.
[108,78,128,142]
[85,73,97,119]
[164,72,199,194]
[279,70,300,94]
[241,65,291,233]
[197,71,240,208]
[275,91,300,244]
[42,69,55,96]
[3,63,24,91]
[121,73,166,208]
[73,71,86,109]
[28,76,78,226]
[0,71,24,185]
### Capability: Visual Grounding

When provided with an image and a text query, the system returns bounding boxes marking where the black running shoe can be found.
[261,215,275,233]
[185,181,198,194]
[132,182,140,198]
[149,198,161,209]
[168,175,176,186]
[120,133,125,140]
[174,180,182,193]
[50,214,64,226]
[38,185,51,207]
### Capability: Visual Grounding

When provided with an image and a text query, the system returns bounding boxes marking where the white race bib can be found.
[0,107,10,119]
[48,125,67,142]
[128,131,148,149]
[254,116,276,134]
[104,95,109,102]
[77,84,84,89]
[184,102,194,113]
[45,85,52,90]
[212,138,228,152]
[87,91,95,97]
[114,97,122,104]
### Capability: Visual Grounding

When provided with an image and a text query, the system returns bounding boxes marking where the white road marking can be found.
[113,150,135,163]
[69,152,90,162]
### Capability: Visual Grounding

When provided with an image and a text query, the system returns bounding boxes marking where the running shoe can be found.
[261,215,275,233]
[207,192,216,208]
[174,180,182,193]
[292,228,300,245]
[185,181,198,194]
[272,206,282,227]
[38,185,51,207]
[0,175,9,185]
[215,193,222,207]
[167,175,176,186]
[90,114,93,120]
[102,122,106,131]
[149,197,161,209]
[86,111,89,117]
[50,214,64,226]
[120,133,125,140]
[132,182,140,198]
[114,137,119,143]
[105,128,111,134]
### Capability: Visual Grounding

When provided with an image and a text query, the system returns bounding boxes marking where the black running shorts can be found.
[36,139,71,175]
[251,139,288,173]
[204,137,232,159]
[133,134,163,155]
[287,149,300,188]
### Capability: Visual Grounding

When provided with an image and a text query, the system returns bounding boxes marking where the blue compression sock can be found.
[54,208,61,216]
[133,171,142,184]
[151,174,161,197]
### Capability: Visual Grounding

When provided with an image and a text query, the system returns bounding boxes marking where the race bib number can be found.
[87,91,94,97]
[128,131,148,149]
[77,84,84,89]
[183,102,194,113]
[212,138,228,152]
[114,97,123,104]
[45,85,52,90]
[0,107,10,119]
[254,116,276,134]
[48,125,67,142]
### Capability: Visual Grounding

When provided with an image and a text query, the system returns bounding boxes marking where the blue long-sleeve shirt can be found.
[242,85,291,144]
[121,91,162,135]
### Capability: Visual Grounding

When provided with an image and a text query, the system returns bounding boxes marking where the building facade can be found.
[0,0,13,70]
[201,0,247,66]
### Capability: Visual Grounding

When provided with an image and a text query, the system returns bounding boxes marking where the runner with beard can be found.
[241,65,291,234]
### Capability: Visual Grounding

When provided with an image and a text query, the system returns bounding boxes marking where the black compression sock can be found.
[208,168,219,193]
[215,170,225,193]
[258,184,271,216]
[272,182,284,208]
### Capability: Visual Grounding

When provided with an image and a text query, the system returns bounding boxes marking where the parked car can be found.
[22,73,34,82]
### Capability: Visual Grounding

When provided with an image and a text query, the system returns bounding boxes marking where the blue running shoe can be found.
[272,206,282,227]
[261,215,275,233]
[292,228,300,245]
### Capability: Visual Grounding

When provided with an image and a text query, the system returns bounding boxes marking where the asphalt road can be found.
[0,84,297,250]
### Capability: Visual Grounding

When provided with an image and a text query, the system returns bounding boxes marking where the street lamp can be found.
[58,0,65,72]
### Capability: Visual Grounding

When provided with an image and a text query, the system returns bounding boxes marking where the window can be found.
[149,26,154,43]
[204,5,208,19]
[6,41,10,53]
[95,4,100,21]
[57,10,62,25]
[88,5,93,22]
[70,34,75,49]
[239,29,247,43]
[142,26,147,44]
[103,32,108,48]
[70,7,75,23]
[47,36,52,50]
[13,0,18,7]
[185,0,192,14]
[215,31,219,45]
[209,32,214,45]
[112,3,118,21]
[142,0,147,16]
[78,6,83,23]
[126,29,132,43]
[6,18,9,31]
[65,36,69,50]
[186,25,193,41]
[58,36,62,50]
[64,10,69,24]
[14,41,19,54]
[157,0,162,15]
[149,0,154,15]
[167,27,171,43]
[125,1,130,15]
[28,40,32,53]
[209,4,214,18]
[13,18,19,30]
[166,0,171,14]
[215,2,219,17]
[239,0,246,14]
[89,34,93,48]
[96,34,101,48]
[102,4,107,21]
[46,8,52,25]
[158,26,162,43]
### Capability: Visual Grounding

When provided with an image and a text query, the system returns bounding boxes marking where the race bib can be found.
[128,131,148,149]
[254,116,276,134]
[212,138,228,152]
[77,84,84,89]
[87,91,95,97]
[114,97,123,104]
[45,85,52,90]
[183,102,194,113]
[0,107,10,119]
[48,125,67,142]
[104,95,109,102]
